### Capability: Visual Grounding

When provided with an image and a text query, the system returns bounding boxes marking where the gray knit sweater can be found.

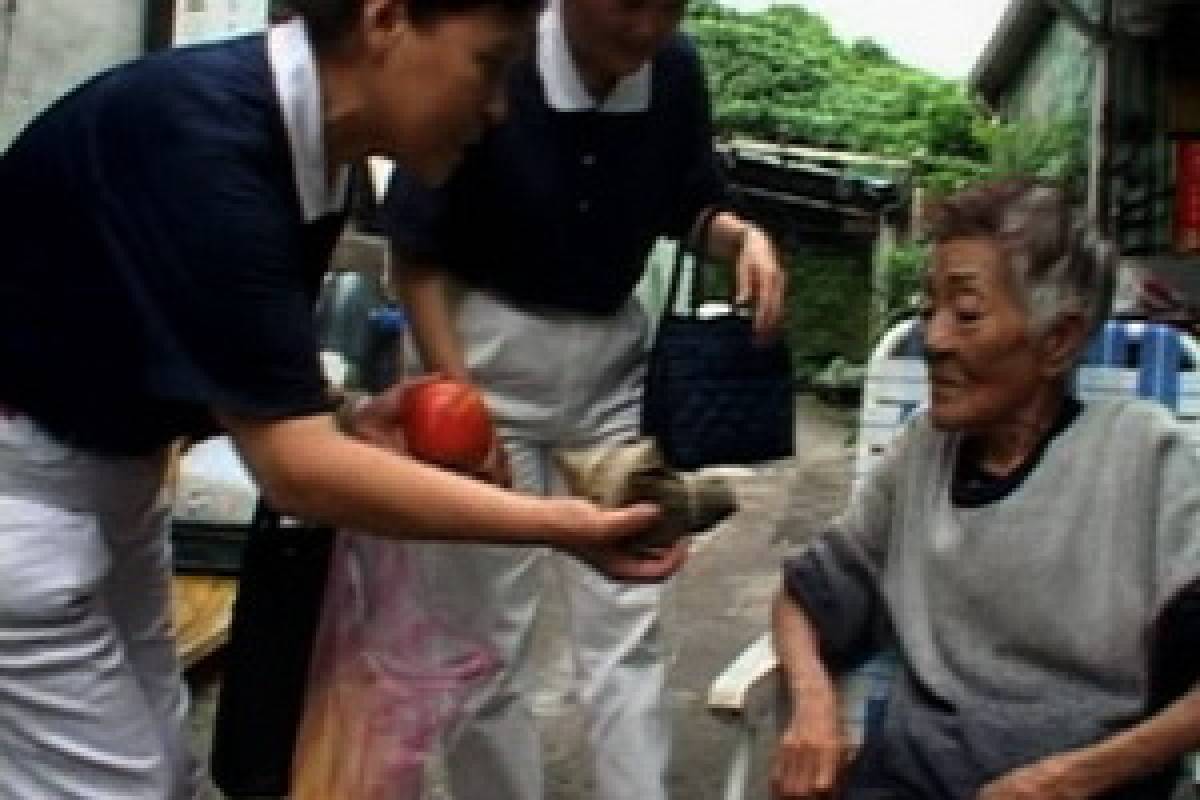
[784,399,1200,798]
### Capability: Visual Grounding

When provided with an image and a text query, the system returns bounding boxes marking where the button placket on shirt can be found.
[578,153,596,213]
[574,112,599,218]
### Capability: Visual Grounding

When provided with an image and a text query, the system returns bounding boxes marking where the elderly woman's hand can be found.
[734,224,787,341]
[769,711,851,799]
[976,753,1093,800]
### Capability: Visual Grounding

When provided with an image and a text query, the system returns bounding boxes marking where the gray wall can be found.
[998,15,1095,124]
[0,0,145,149]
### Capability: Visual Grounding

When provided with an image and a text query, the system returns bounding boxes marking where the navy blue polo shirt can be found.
[0,35,342,456]
[381,33,727,315]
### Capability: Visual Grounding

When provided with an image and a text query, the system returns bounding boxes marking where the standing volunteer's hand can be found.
[339,379,426,452]
[344,378,511,486]
[734,225,787,342]
[548,498,687,582]
[474,431,512,487]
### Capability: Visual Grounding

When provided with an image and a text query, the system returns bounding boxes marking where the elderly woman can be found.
[770,178,1200,800]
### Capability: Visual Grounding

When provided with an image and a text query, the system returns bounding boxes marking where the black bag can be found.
[642,209,794,470]
[170,520,248,576]
[210,505,334,798]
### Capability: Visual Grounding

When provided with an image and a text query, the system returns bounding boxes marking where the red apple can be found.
[401,379,496,473]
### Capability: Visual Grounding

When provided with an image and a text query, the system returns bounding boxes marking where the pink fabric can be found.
[290,533,498,800]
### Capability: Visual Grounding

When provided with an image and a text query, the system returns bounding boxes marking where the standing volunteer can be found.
[380,0,787,796]
[0,1,685,797]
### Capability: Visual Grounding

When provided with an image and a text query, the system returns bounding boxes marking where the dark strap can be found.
[210,503,334,797]
[665,206,728,318]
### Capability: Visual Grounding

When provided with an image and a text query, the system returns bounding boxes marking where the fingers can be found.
[491,441,512,487]
[349,390,408,452]
[735,229,788,340]
[401,372,443,388]
[771,759,840,799]
[471,433,511,486]
[588,540,688,582]
[755,250,787,338]
[601,501,663,540]
[369,373,447,421]
[762,262,787,336]
[736,248,756,307]
[375,373,438,404]
[769,726,849,800]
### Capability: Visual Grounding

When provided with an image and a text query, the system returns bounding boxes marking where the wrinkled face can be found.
[362,4,534,184]
[922,237,1052,432]
[564,0,685,87]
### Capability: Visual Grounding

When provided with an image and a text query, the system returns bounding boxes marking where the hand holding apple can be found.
[400,379,497,474]
[344,378,507,484]
[343,380,679,579]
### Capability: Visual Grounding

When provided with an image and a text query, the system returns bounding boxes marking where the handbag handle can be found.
[664,206,733,318]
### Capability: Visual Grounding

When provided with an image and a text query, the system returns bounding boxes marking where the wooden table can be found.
[171,575,238,669]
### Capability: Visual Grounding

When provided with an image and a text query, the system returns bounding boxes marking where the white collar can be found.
[266,18,349,221]
[535,0,652,113]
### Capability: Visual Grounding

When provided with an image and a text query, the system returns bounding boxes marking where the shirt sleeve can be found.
[378,164,449,264]
[92,71,333,422]
[1150,412,1200,608]
[660,37,730,240]
[1144,409,1200,707]
[782,426,905,671]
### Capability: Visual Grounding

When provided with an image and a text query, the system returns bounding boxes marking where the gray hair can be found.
[925,179,1116,336]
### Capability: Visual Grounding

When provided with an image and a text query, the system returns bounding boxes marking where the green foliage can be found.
[876,240,930,332]
[910,153,993,197]
[684,0,1094,373]
[976,113,1089,191]
[686,1,1091,196]
[686,0,987,163]
[907,116,1089,202]
[785,251,871,381]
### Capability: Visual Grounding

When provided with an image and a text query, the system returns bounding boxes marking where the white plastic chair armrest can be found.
[708,632,781,718]
[708,632,783,800]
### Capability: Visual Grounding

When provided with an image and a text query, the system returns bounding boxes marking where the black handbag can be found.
[209,504,334,797]
[642,208,794,470]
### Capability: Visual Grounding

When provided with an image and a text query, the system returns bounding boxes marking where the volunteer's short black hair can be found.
[283,0,542,49]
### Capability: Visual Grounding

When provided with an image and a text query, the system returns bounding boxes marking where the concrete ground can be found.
[185,395,856,799]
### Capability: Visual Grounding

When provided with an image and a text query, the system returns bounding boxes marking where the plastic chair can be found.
[706,317,1200,800]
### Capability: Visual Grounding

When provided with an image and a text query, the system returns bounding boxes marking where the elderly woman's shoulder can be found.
[905,408,948,438]
[1085,395,1175,425]
[1081,397,1198,451]
[894,399,1195,457]
[880,408,948,462]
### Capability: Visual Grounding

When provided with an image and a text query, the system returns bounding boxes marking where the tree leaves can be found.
[687,0,987,162]
[687,1,1089,194]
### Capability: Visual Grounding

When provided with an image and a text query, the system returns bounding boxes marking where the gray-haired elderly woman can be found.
[770,178,1200,800]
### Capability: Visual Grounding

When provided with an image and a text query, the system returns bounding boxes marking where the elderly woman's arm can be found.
[770,534,889,800]
[978,686,1200,799]
[769,588,851,800]
[769,434,901,799]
